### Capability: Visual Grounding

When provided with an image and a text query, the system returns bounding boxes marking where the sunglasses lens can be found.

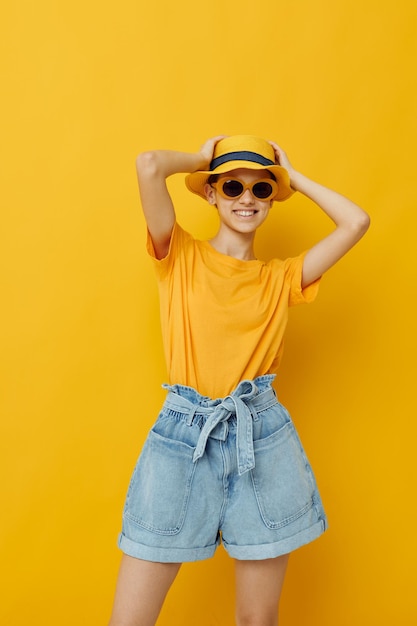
[253,182,274,199]
[222,180,244,197]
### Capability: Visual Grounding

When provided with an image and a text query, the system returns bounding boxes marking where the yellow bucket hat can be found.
[185,135,294,202]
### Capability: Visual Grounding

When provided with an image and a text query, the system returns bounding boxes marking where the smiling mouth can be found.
[233,210,258,217]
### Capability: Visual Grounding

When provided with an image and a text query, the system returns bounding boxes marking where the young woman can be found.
[108,135,370,626]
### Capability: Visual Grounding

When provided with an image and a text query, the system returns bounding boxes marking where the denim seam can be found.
[218,440,229,529]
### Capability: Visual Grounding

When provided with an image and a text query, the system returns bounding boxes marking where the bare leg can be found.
[108,554,181,626]
[234,554,290,626]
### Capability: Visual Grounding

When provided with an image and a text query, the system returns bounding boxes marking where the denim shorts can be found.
[118,375,327,562]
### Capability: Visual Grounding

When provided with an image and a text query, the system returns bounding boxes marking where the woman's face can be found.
[204,168,274,235]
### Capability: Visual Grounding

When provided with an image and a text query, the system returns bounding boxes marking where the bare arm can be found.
[270,143,371,288]
[136,136,225,259]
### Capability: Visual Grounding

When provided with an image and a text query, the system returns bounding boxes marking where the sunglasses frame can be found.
[210,177,278,201]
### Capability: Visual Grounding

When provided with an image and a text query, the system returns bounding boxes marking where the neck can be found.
[208,229,257,261]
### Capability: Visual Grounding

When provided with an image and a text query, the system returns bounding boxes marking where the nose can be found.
[239,188,255,204]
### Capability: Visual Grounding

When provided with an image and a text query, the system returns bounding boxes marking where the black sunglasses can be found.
[211,178,278,201]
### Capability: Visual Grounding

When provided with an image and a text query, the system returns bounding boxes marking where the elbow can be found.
[136,151,160,178]
[347,209,370,240]
[349,211,371,246]
[340,210,370,246]
[357,211,371,236]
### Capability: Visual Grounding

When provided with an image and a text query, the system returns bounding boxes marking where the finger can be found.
[268,141,283,163]
[200,135,227,153]
[208,134,227,145]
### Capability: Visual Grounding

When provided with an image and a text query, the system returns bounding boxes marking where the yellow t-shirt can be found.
[147,222,320,399]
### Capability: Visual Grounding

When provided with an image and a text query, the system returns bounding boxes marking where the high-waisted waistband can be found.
[162,376,278,476]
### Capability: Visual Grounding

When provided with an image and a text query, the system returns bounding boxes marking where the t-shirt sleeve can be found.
[284,251,321,306]
[146,221,191,280]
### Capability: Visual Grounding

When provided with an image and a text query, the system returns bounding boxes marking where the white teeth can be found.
[235,210,254,217]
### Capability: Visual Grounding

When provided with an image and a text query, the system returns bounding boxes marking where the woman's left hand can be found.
[268,141,295,176]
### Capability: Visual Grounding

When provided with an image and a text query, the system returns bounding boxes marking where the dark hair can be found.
[207,174,219,185]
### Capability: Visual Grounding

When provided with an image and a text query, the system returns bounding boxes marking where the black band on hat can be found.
[210,151,275,171]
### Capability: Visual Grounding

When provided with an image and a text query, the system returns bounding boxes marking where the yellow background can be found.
[1,0,416,624]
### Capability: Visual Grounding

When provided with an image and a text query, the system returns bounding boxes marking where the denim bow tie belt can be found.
[163,379,277,476]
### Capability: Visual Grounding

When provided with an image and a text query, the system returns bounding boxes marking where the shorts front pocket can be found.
[251,422,315,530]
[124,429,196,535]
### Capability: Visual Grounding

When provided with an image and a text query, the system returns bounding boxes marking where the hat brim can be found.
[185,161,294,202]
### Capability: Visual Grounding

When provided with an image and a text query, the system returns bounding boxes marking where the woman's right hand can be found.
[198,135,227,168]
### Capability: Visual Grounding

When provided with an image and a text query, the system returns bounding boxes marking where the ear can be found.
[204,183,217,206]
